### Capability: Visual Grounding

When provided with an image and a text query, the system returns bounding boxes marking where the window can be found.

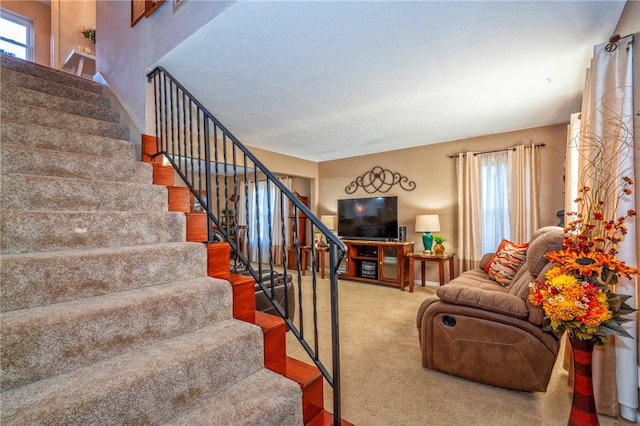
[480,152,510,253]
[0,9,33,61]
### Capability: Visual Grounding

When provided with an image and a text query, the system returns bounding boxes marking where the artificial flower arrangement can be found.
[529,164,638,344]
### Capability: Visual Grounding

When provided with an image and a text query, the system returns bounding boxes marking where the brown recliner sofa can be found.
[416,226,564,392]
[254,272,296,321]
[234,268,296,321]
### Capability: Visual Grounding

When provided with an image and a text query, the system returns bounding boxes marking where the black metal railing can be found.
[147,66,346,424]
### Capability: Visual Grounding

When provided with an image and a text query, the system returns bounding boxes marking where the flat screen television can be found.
[337,196,398,241]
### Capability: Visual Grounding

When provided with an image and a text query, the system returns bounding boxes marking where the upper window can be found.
[0,9,33,61]
[480,152,510,253]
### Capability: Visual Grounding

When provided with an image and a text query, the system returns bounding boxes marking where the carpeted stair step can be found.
[1,101,129,140]
[164,368,303,425]
[1,67,111,108]
[0,144,150,182]
[0,242,208,312]
[0,210,186,254]
[0,53,305,425]
[2,81,120,123]
[1,276,233,391]
[0,319,266,425]
[1,173,168,212]
[1,54,103,95]
[1,120,136,159]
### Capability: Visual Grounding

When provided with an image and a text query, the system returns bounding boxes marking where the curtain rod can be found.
[448,143,545,159]
[609,33,634,43]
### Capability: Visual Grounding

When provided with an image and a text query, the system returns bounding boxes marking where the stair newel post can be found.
[329,240,341,425]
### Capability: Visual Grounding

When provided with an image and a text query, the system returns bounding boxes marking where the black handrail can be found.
[147,66,346,424]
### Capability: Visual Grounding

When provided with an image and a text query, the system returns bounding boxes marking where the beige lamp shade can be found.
[320,215,338,231]
[415,214,441,233]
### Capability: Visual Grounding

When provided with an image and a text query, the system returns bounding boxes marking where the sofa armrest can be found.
[479,253,495,270]
[416,296,440,329]
[435,285,529,319]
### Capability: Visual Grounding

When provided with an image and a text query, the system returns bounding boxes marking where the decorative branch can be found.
[345,166,416,194]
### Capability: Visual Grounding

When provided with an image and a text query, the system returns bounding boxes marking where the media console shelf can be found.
[341,240,414,289]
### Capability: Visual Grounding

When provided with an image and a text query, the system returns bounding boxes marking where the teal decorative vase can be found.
[422,232,433,252]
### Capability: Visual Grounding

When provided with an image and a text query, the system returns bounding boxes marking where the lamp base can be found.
[422,232,433,253]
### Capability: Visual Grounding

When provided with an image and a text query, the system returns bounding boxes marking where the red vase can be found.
[568,336,599,426]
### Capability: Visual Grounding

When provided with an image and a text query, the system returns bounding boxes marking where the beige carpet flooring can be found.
[286,277,631,426]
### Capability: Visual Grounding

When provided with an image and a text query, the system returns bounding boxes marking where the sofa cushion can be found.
[524,228,565,276]
[484,239,529,286]
[508,229,564,299]
[445,269,508,291]
[509,266,534,300]
[435,285,529,319]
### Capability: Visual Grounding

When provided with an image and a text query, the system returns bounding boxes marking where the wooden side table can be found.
[62,49,96,78]
[406,253,455,292]
[301,246,329,279]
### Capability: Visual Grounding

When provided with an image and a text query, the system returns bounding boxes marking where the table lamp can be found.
[415,214,440,253]
[320,215,337,233]
[317,215,337,247]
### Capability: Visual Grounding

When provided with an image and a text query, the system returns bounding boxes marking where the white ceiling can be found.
[155,1,627,162]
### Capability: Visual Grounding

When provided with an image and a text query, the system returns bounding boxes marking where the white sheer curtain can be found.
[565,113,582,216]
[238,176,291,265]
[576,35,637,421]
[508,143,540,243]
[480,151,510,253]
[457,145,541,272]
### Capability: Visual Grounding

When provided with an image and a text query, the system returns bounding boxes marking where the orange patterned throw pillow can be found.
[484,239,529,286]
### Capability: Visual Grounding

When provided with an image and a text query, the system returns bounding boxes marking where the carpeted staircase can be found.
[0,55,304,425]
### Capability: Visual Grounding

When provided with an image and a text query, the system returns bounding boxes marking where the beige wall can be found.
[319,123,567,281]
[97,1,233,132]
[246,145,318,211]
[614,0,639,37]
[2,1,51,66]
[56,0,95,66]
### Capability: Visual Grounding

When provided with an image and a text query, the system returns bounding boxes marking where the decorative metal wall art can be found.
[345,166,416,194]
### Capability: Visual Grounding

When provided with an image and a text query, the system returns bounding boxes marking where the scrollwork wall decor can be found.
[345,166,416,194]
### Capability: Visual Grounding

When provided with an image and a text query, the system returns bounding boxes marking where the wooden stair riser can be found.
[227,273,256,323]
[285,356,325,424]
[168,186,191,212]
[255,311,287,375]
[206,242,231,280]
[142,134,164,164]
[186,212,208,242]
[152,163,175,186]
